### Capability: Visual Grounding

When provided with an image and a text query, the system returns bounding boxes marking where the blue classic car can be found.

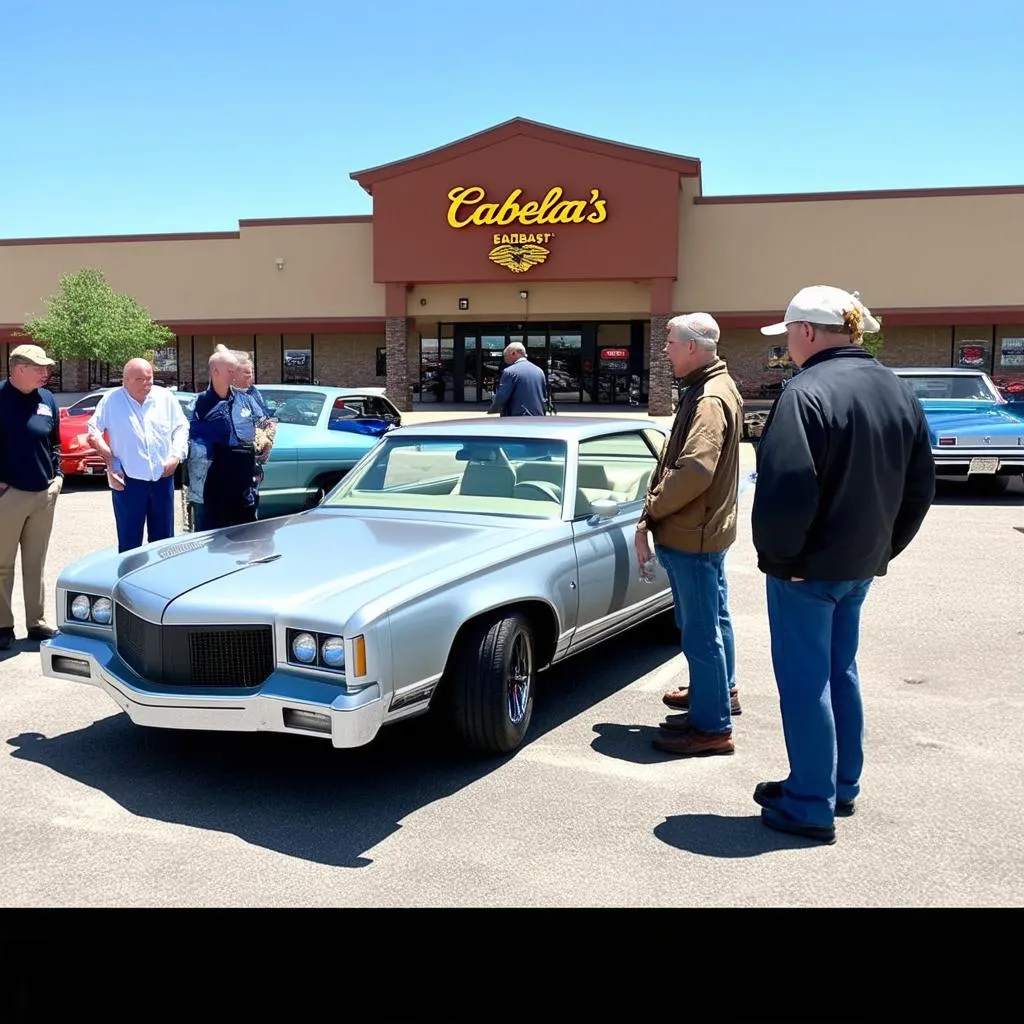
[892,367,1024,493]
[181,384,401,527]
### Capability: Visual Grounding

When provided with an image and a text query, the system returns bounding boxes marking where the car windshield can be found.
[256,389,326,426]
[901,374,1000,401]
[323,436,569,518]
[67,393,105,416]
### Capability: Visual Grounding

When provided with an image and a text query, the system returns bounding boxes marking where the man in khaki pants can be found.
[0,344,63,650]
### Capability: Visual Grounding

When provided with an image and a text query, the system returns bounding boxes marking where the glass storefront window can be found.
[550,332,583,403]
[994,329,1024,402]
[997,335,1024,369]
[283,348,312,383]
[596,324,631,405]
[419,331,454,402]
[152,344,178,386]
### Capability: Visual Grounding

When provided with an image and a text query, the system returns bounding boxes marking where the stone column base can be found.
[385,317,411,411]
[647,314,674,416]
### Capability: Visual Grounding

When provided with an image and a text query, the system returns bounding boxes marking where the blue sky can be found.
[3,0,1022,237]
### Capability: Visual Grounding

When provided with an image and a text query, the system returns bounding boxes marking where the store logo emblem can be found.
[488,242,549,273]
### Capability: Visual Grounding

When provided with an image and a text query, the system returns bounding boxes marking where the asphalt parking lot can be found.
[1,418,1022,909]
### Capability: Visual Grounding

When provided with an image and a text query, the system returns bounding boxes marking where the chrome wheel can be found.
[506,630,533,725]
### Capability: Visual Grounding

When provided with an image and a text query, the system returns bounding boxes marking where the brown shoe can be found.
[663,685,741,715]
[652,728,734,758]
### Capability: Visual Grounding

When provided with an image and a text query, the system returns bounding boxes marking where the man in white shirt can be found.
[87,358,189,552]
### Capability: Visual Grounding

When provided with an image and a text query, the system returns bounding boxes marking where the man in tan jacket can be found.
[635,313,743,757]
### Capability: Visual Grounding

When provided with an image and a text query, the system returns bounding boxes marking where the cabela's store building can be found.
[2,117,1024,415]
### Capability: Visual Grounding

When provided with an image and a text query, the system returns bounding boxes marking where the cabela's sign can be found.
[446,185,607,274]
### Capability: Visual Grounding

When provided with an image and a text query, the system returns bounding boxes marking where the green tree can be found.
[20,267,173,366]
[861,314,884,358]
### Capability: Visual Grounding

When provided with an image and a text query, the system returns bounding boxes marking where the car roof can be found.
[386,416,666,440]
[890,366,987,375]
[256,383,387,397]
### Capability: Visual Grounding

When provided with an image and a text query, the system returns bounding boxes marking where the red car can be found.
[58,389,113,476]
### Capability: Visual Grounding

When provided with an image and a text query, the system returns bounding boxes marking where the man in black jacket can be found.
[751,285,935,844]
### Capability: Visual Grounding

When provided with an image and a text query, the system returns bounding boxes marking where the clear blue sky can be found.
[3,0,1022,238]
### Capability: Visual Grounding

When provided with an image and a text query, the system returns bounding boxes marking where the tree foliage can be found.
[861,314,885,358]
[20,267,174,366]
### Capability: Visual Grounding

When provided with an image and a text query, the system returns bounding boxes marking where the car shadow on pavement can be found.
[654,813,823,857]
[5,619,677,869]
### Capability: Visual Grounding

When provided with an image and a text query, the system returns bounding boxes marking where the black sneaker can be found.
[754,780,855,817]
[0,628,13,651]
[26,625,58,641]
[761,807,837,845]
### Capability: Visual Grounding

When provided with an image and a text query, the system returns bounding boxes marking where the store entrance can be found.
[452,323,587,405]
[417,322,644,406]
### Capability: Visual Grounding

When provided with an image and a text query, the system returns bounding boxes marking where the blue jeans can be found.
[111,475,174,553]
[765,576,873,827]
[655,546,735,734]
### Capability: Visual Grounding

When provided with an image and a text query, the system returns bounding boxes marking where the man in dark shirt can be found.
[0,344,63,649]
[188,347,268,531]
[750,285,935,844]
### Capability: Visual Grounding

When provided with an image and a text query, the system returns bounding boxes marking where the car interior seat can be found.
[457,447,517,498]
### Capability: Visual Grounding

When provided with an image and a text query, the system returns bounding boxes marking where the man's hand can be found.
[106,467,126,491]
[161,456,180,479]
[635,528,653,567]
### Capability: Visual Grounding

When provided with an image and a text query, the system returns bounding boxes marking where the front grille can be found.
[115,603,274,688]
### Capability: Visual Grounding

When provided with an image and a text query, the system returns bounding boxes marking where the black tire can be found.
[445,610,535,755]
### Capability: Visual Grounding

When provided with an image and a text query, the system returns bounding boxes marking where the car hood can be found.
[109,509,539,626]
[921,402,1024,446]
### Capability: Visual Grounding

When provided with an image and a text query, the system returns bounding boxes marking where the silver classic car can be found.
[40,418,675,756]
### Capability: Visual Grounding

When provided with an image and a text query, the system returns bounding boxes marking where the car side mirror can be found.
[588,498,619,520]
[59,408,68,419]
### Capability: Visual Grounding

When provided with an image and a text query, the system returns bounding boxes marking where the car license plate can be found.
[969,457,999,475]
[85,465,101,475]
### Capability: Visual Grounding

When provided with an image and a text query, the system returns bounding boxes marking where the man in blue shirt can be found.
[488,343,550,416]
[0,344,63,648]
[189,347,268,531]
[227,347,275,517]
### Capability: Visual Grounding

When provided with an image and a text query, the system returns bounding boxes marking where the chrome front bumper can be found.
[40,632,385,749]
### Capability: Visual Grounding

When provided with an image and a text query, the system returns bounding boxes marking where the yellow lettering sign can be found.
[447,186,607,228]
[491,232,553,245]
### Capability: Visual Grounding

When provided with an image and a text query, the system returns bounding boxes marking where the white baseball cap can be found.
[760,285,880,336]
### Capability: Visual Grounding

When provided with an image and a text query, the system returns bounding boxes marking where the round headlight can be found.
[91,598,112,625]
[291,632,317,664]
[70,595,91,621]
[321,637,345,669]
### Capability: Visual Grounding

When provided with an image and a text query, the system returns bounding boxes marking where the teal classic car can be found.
[893,367,1024,493]
[181,384,400,528]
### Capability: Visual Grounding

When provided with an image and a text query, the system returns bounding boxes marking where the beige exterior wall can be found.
[406,281,651,321]
[2,194,1020,328]
[0,222,385,323]
[675,193,1024,312]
